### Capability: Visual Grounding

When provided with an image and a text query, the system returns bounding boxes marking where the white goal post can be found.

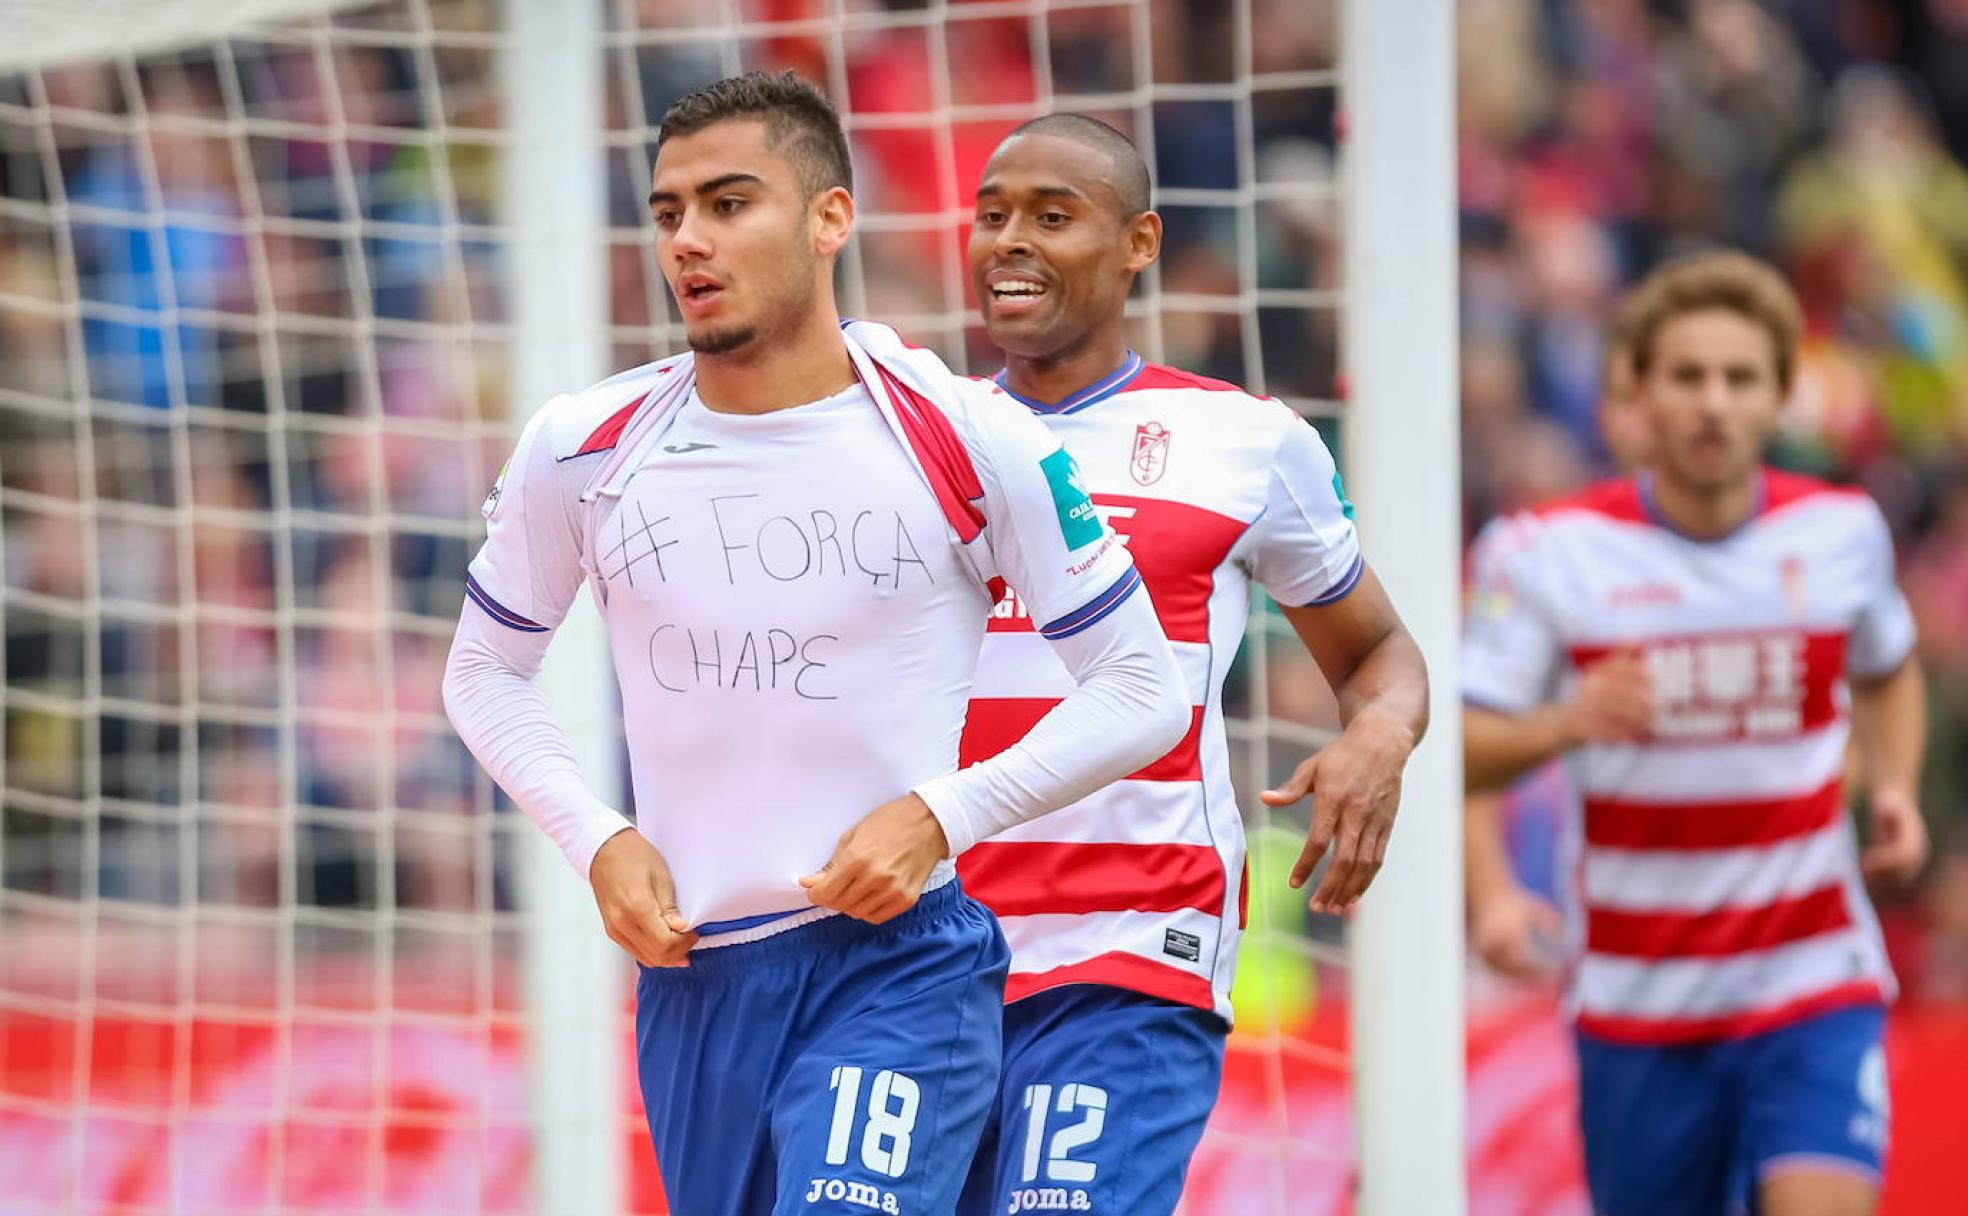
[0,2,1465,1213]
[1341,2,1466,1214]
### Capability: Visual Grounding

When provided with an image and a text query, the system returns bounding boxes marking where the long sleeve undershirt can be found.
[441,582,1187,877]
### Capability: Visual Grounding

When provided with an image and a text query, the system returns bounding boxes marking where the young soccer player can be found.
[442,75,1190,1216]
[1463,252,1928,1216]
[953,116,1430,1214]
[1467,304,1654,980]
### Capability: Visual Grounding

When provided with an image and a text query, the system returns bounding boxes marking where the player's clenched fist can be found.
[801,793,951,924]
[1563,648,1654,745]
[589,830,698,967]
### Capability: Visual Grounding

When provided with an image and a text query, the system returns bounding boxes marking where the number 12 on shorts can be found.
[826,1065,921,1178]
[1018,1083,1108,1183]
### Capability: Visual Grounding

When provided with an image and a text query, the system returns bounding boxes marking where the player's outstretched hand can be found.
[589,829,698,968]
[1262,703,1416,915]
[1470,883,1565,981]
[801,793,951,924]
[1861,787,1929,886]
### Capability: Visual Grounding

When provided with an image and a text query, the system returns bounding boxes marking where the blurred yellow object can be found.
[1229,822,1321,1034]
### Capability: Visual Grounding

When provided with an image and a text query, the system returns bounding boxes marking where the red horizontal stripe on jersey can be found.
[983,497,1248,642]
[1586,885,1852,959]
[1568,631,1847,743]
[1094,494,1249,644]
[1574,980,1886,1046]
[1584,779,1843,850]
[1005,951,1217,1012]
[959,841,1226,918]
[961,700,1204,781]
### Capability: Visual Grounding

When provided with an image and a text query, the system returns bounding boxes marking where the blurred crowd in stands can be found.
[0,0,1964,1001]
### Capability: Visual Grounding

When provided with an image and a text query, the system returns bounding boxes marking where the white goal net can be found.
[0,2,1455,1213]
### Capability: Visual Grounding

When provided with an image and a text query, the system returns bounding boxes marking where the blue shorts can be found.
[1577,1003,1889,1216]
[955,985,1227,1216]
[635,881,1011,1216]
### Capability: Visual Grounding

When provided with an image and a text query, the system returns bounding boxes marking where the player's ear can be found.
[1125,209,1162,274]
[811,186,855,259]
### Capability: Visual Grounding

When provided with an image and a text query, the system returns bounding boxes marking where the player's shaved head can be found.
[1001,114,1151,217]
[970,113,1162,396]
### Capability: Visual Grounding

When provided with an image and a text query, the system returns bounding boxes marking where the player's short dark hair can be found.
[1625,251,1802,393]
[1004,113,1152,217]
[657,70,853,199]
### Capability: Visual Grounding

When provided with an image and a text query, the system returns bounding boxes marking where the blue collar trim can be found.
[994,351,1144,415]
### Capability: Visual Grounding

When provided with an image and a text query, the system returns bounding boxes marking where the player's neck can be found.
[1002,330,1131,408]
[1645,467,1764,541]
[694,306,855,416]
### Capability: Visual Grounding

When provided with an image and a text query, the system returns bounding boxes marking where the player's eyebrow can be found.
[647,172,766,208]
[972,181,1090,203]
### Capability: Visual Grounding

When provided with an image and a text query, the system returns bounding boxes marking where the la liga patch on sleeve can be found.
[1040,447,1104,551]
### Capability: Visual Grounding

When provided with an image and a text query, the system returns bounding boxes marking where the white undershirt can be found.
[444,384,1186,945]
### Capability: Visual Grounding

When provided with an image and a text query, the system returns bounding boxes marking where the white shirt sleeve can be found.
[443,405,632,878]
[1461,515,1565,714]
[1242,411,1364,607]
[911,392,1190,855]
[1848,502,1916,679]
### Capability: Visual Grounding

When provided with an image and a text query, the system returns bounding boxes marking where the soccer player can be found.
[1467,304,1654,980]
[1462,252,1928,1216]
[442,74,1190,1216]
[953,115,1430,1214]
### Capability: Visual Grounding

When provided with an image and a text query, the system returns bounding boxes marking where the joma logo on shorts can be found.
[804,1176,900,1213]
[1007,1188,1092,1213]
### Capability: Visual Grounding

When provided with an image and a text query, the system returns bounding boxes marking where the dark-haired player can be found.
[954,115,1430,1214]
[443,76,1189,1216]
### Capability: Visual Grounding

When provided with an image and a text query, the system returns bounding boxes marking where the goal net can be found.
[0,2,1451,1212]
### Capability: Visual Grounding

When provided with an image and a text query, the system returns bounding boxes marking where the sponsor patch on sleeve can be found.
[1039,447,1104,551]
[481,460,508,519]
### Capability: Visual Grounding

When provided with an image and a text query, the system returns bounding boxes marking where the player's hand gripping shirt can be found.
[1463,472,1916,1044]
[958,360,1362,1023]
[446,328,1187,940]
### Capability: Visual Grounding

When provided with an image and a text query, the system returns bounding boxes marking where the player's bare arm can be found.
[1463,649,1654,792]
[1851,655,1929,884]
[1259,565,1429,913]
[1463,791,1564,979]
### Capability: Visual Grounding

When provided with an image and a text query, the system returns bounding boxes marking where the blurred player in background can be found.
[443,74,1190,1216]
[953,116,1430,1214]
[1467,300,1654,980]
[1463,252,1928,1216]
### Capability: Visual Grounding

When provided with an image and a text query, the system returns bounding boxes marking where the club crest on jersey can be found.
[1130,421,1171,485]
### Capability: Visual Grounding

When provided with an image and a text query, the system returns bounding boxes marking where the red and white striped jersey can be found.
[958,356,1362,1023]
[1464,471,1917,1045]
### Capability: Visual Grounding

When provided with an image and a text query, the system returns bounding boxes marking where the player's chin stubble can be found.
[687,325,758,356]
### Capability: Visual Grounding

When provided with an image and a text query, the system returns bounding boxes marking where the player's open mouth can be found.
[678,273,725,311]
[986,273,1049,315]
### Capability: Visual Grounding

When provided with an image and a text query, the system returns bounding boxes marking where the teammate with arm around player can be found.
[952,115,1429,1215]
[442,75,1189,1216]
[1462,252,1927,1216]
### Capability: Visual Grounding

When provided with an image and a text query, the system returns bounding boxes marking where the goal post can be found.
[498,3,622,1215]
[0,3,1468,1213]
[1341,2,1466,1214]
